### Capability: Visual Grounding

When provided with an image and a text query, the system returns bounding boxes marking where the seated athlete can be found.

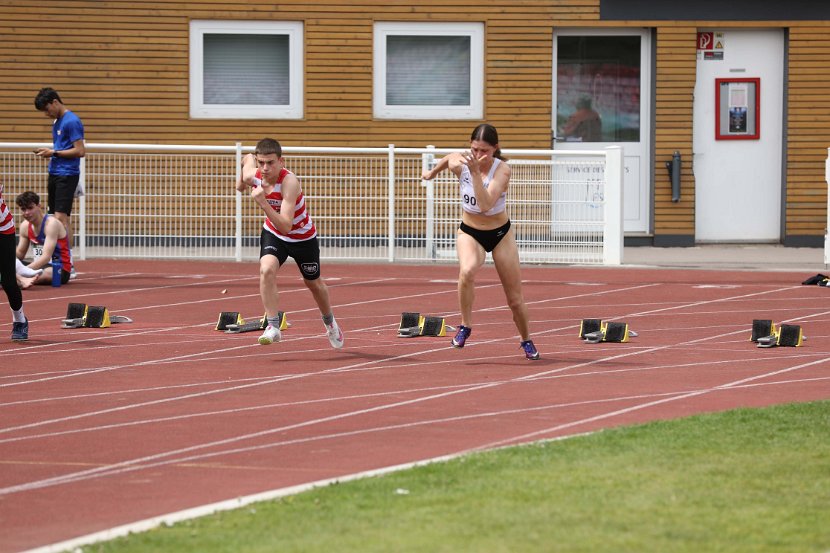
[15,191,73,289]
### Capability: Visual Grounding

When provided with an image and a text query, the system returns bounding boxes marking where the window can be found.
[374,22,483,119]
[555,35,641,142]
[189,21,303,119]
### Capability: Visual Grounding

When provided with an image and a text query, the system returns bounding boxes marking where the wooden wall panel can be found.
[2,3,829,241]
[652,26,697,236]
[787,25,830,237]
[0,1,588,150]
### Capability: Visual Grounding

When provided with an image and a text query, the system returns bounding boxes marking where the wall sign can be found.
[697,31,724,60]
[715,78,760,140]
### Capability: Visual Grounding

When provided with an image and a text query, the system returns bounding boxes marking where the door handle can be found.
[551,133,566,147]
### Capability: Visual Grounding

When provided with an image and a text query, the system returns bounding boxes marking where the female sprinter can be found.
[421,124,539,360]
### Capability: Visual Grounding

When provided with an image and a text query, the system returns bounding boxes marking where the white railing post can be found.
[825,147,830,266]
[77,156,86,260]
[422,145,436,259]
[388,144,395,262]
[603,146,624,265]
[235,142,243,262]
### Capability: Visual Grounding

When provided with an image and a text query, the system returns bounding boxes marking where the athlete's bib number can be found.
[463,194,477,207]
[33,245,44,261]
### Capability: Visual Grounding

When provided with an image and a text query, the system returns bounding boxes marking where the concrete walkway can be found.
[622,245,826,272]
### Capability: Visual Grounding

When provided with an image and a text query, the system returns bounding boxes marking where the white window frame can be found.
[189,20,304,119]
[373,22,484,120]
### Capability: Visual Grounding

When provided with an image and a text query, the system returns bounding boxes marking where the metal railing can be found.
[0,142,623,265]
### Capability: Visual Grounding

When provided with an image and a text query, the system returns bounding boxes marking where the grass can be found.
[82,400,830,553]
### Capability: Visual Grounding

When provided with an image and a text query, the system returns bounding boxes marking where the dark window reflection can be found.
[557,36,641,142]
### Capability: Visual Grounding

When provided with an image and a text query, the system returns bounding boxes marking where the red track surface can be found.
[2,260,828,552]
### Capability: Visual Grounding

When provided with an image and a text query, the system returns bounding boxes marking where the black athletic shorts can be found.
[48,174,80,216]
[260,229,321,281]
[459,220,511,253]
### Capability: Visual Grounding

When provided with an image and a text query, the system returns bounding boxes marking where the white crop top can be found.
[459,158,506,216]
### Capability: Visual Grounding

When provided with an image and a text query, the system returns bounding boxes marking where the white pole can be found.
[77,156,86,260]
[603,146,624,265]
[235,142,243,262]
[423,145,436,259]
[388,144,396,262]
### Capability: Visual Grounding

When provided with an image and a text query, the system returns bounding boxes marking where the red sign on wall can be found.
[697,32,724,60]
[697,32,714,50]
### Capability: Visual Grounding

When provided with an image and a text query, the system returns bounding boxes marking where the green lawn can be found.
[83,400,830,553]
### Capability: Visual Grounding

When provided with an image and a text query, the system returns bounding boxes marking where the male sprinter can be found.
[236,138,344,348]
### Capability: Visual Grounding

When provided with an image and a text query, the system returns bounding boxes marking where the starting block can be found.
[578,318,603,339]
[216,311,244,330]
[750,319,776,343]
[755,321,804,348]
[219,311,288,333]
[61,303,133,329]
[580,319,637,344]
[397,312,451,337]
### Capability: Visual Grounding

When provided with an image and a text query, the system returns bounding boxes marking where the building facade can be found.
[1,0,828,246]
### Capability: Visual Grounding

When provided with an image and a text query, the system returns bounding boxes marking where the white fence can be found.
[0,142,623,265]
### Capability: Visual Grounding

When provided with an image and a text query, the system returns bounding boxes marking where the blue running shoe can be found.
[452,325,471,348]
[521,339,540,360]
[11,319,29,342]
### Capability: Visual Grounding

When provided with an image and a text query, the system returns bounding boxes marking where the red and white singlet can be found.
[0,186,14,235]
[253,167,317,242]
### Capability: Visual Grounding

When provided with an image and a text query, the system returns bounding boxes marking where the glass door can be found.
[553,29,651,234]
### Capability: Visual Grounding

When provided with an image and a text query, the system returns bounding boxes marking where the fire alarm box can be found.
[716,78,760,140]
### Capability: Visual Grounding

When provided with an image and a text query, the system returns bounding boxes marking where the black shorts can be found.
[459,220,511,253]
[260,229,321,281]
[48,174,80,216]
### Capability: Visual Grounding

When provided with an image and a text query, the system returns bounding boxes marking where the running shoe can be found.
[520,339,540,360]
[11,319,29,342]
[326,322,344,349]
[452,325,471,348]
[326,321,346,349]
[257,324,281,345]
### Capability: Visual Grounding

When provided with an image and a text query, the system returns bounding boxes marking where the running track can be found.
[2,259,829,552]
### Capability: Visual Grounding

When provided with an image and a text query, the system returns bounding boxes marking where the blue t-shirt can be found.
[48,110,84,176]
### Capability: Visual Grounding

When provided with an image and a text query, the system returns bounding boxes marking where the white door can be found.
[552,29,652,234]
[693,29,784,242]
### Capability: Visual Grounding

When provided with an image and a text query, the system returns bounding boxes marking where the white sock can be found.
[12,309,26,323]
[15,258,42,278]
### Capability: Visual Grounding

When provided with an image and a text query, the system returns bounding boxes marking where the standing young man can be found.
[0,181,28,341]
[236,138,344,348]
[33,87,85,250]
[15,191,73,288]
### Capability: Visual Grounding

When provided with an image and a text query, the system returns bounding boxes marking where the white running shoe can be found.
[257,324,282,345]
[326,322,344,349]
